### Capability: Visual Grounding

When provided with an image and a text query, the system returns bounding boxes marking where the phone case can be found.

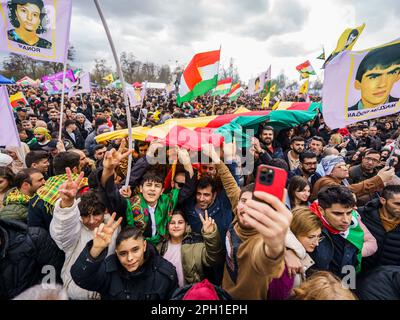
[254,165,288,201]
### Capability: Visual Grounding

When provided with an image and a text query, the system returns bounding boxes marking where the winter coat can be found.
[157,225,223,285]
[50,199,119,300]
[358,198,400,271]
[0,219,64,299]
[0,188,30,222]
[70,241,178,300]
[357,265,400,300]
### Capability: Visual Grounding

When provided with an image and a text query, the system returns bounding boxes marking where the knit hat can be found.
[320,155,345,176]
[0,153,13,166]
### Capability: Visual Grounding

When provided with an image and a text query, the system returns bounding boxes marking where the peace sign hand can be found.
[58,167,84,208]
[91,212,123,258]
[103,139,132,171]
[199,210,216,234]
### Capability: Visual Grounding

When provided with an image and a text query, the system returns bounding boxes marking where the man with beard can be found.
[307,136,325,161]
[284,136,305,171]
[47,109,61,134]
[348,150,381,185]
[287,151,321,189]
[358,185,400,272]
[258,125,284,160]
[30,127,51,151]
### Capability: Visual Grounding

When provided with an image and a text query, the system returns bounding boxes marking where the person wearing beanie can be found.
[311,155,394,201]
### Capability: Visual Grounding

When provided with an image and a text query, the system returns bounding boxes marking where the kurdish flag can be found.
[177,49,220,105]
[296,60,316,79]
[212,78,232,96]
[227,83,243,101]
[10,92,28,108]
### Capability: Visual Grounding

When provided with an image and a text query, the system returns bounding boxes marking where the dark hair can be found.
[239,183,254,198]
[318,185,356,209]
[363,149,380,158]
[8,0,47,34]
[381,185,400,200]
[116,226,144,247]
[171,209,188,222]
[14,168,41,189]
[311,136,325,145]
[291,136,305,144]
[300,151,317,163]
[93,144,107,153]
[78,190,106,217]
[268,158,289,173]
[53,151,80,175]
[356,42,400,82]
[349,126,361,133]
[25,151,48,168]
[197,176,217,194]
[140,170,164,186]
[94,117,108,129]
[288,176,310,208]
[64,119,76,128]
[0,166,15,186]
[260,125,274,133]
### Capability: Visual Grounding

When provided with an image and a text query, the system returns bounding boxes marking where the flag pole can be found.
[212,45,222,115]
[94,0,133,188]
[58,62,68,141]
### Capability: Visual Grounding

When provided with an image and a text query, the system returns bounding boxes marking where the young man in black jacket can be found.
[0,219,64,299]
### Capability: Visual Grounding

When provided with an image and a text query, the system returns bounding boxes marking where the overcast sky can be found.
[3,0,400,82]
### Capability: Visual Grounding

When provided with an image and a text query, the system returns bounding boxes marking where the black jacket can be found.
[358,199,400,271]
[71,241,178,300]
[0,219,64,299]
[356,265,400,300]
[63,129,85,150]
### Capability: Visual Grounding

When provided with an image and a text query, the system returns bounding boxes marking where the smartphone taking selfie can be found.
[254,165,287,202]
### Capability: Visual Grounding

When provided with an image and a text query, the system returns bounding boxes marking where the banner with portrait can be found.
[0,0,72,63]
[247,66,271,95]
[323,39,400,129]
[41,68,75,94]
[68,71,91,98]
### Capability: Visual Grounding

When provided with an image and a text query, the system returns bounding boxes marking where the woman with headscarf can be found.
[76,113,93,140]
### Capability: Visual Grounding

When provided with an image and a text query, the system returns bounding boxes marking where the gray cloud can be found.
[266,39,316,58]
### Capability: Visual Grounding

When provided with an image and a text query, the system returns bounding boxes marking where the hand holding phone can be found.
[253,165,287,201]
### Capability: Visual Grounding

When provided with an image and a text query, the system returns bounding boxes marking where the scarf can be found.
[309,201,364,273]
[379,209,400,232]
[4,188,30,206]
[125,188,180,245]
[36,174,88,211]
[34,127,52,141]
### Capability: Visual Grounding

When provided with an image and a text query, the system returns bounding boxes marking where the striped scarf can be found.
[36,174,88,207]
[4,188,30,206]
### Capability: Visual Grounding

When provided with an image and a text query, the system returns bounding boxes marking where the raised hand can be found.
[90,212,123,258]
[243,191,292,259]
[199,210,215,234]
[223,139,237,162]
[103,139,132,171]
[119,185,132,198]
[147,139,165,157]
[202,143,220,164]
[58,167,84,208]
[178,147,191,166]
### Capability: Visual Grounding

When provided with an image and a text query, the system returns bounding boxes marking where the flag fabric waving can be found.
[296,60,316,79]
[261,92,270,109]
[323,39,400,129]
[68,71,91,98]
[269,84,277,93]
[0,0,72,63]
[212,78,232,96]
[323,23,366,68]
[0,86,20,146]
[177,49,221,105]
[299,79,309,95]
[227,83,243,101]
[317,48,325,60]
[248,66,271,95]
[103,73,114,83]
[9,91,28,107]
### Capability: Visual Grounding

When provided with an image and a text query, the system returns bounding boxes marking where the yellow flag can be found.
[103,73,114,82]
[261,92,270,109]
[324,23,365,67]
[272,100,280,110]
[299,79,309,95]
[270,84,277,93]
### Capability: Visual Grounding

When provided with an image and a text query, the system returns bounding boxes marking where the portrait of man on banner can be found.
[348,42,400,112]
[6,0,52,49]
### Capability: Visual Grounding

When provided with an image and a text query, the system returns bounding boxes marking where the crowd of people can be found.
[1,83,400,301]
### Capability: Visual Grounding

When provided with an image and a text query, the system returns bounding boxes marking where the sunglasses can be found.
[174,181,185,188]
